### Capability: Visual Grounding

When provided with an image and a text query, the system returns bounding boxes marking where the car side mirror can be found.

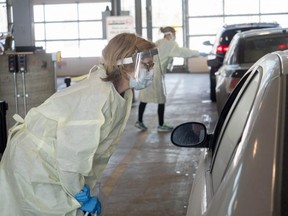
[203,40,213,46]
[170,122,210,148]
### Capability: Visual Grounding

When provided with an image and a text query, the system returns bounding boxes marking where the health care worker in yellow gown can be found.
[135,26,201,132]
[0,33,158,216]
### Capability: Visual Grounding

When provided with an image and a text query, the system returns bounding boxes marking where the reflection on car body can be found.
[171,50,288,216]
[215,27,288,113]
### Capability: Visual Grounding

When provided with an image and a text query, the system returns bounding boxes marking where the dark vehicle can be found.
[171,49,288,216]
[203,22,280,102]
[215,27,288,113]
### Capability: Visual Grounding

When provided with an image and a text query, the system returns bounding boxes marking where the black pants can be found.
[138,102,165,126]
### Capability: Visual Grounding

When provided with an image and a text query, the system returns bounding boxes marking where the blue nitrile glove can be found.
[81,196,102,215]
[75,184,90,203]
[199,52,208,57]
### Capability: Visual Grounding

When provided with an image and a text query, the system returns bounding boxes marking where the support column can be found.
[12,0,35,50]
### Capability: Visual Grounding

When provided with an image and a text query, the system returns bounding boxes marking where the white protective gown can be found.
[0,65,133,216]
[139,38,199,104]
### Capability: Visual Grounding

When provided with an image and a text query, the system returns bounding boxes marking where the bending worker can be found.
[0,33,158,216]
[135,26,201,132]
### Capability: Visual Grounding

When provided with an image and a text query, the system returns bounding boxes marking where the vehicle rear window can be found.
[241,34,288,63]
[220,27,273,46]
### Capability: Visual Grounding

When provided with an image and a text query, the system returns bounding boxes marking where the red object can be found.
[216,45,229,54]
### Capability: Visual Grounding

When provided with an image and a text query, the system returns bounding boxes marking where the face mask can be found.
[129,69,154,90]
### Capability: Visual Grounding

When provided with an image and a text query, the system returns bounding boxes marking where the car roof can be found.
[221,22,280,30]
[234,27,288,39]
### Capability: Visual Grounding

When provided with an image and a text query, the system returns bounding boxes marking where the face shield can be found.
[117,48,162,90]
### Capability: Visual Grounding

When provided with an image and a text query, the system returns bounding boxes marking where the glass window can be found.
[242,35,288,63]
[224,16,260,25]
[189,36,215,53]
[189,18,224,35]
[80,40,107,57]
[152,0,182,27]
[224,0,259,15]
[188,0,223,16]
[260,15,288,28]
[34,5,44,22]
[46,40,79,57]
[33,2,112,58]
[79,3,109,20]
[45,4,78,21]
[260,0,288,13]
[0,2,7,33]
[45,23,78,40]
[211,71,260,191]
[34,23,45,40]
[79,21,103,39]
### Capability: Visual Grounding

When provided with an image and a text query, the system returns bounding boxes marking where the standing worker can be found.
[0,33,159,216]
[135,26,201,132]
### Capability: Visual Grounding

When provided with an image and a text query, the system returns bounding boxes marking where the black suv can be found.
[203,22,280,102]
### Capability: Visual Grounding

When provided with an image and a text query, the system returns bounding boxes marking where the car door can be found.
[186,66,261,216]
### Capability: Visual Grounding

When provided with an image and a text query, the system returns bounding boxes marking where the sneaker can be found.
[157,123,174,132]
[135,121,148,131]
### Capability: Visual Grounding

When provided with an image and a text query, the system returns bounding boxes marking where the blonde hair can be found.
[102,33,155,82]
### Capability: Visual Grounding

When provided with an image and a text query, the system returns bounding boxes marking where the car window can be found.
[241,34,288,63]
[225,39,239,65]
[211,70,261,191]
[219,30,238,45]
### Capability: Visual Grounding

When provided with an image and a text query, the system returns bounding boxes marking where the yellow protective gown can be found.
[139,38,199,104]
[0,65,133,216]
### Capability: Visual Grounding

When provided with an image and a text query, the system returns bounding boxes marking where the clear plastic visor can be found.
[116,48,161,81]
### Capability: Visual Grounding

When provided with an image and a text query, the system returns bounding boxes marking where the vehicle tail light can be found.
[216,45,229,54]
[278,43,287,50]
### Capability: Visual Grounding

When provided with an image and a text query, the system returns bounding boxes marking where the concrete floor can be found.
[97,72,218,216]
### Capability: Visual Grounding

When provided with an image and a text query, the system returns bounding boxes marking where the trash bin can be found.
[0,100,8,154]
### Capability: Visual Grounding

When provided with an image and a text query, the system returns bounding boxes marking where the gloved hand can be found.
[75,184,90,203]
[81,196,101,215]
[199,52,208,57]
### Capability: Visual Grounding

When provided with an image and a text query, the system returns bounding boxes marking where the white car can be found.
[171,49,288,215]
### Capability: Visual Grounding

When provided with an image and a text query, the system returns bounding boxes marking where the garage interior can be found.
[0,0,287,215]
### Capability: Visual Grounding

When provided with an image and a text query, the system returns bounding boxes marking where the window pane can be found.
[224,0,259,15]
[224,16,260,25]
[189,36,215,53]
[79,21,102,39]
[260,15,288,28]
[0,3,7,32]
[79,3,110,20]
[34,23,45,40]
[46,41,79,57]
[34,5,44,22]
[260,0,288,13]
[212,72,260,190]
[121,0,135,22]
[80,40,107,57]
[188,0,223,16]
[189,18,224,35]
[152,0,182,26]
[45,23,78,40]
[45,4,78,21]
[35,41,45,50]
